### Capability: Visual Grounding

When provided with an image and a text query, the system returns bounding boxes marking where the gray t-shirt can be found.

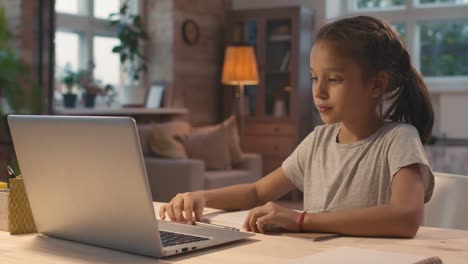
[282,122,434,212]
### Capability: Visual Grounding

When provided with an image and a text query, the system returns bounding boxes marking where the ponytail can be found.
[384,50,434,143]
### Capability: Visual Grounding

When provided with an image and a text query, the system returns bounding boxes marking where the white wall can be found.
[233,0,468,139]
[439,94,468,138]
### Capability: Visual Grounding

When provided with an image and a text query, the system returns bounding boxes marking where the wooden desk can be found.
[0,203,467,263]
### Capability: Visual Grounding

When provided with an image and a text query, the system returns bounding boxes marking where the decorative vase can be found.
[83,93,96,108]
[120,83,146,106]
[273,99,286,117]
[63,94,77,108]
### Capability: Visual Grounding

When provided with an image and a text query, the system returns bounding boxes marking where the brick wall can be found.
[146,0,232,125]
[0,0,52,180]
[0,0,53,90]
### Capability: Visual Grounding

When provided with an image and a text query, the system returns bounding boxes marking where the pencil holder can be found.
[8,176,36,234]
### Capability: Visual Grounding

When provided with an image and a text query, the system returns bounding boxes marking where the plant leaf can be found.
[109,20,120,26]
[133,15,141,27]
[120,53,127,63]
[111,46,122,53]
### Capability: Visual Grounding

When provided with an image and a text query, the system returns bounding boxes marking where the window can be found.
[55,0,80,15]
[55,31,80,95]
[420,21,468,76]
[417,0,468,6]
[55,31,80,72]
[93,36,121,85]
[392,22,407,43]
[355,0,406,9]
[55,0,138,104]
[94,0,120,19]
[329,0,468,92]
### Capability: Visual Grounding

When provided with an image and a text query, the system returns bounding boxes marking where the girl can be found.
[159,16,435,238]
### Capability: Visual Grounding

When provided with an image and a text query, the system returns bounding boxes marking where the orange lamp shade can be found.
[221,45,259,85]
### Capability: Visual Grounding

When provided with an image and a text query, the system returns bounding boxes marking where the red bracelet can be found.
[298,211,307,232]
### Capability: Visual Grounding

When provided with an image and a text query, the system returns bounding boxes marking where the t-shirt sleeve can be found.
[387,125,435,203]
[281,130,316,191]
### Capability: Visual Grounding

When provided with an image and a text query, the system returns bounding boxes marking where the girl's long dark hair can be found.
[316,16,434,143]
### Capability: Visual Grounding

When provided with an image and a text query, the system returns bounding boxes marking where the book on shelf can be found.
[280,50,291,72]
[269,34,291,41]
[271,25,290,35]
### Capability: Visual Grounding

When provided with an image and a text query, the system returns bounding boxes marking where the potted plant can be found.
[109,0,148,104]
[76,67,107,108]
[59,64,78,108]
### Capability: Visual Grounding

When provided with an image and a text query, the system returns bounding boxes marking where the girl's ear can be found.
[369,71,389,99]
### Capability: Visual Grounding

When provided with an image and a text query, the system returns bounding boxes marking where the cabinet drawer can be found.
[243,136,296,157]
[245,122,295,136]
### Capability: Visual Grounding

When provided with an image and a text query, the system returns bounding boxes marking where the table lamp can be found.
[221,45,259,137]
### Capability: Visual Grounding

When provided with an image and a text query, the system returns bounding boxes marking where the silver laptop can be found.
[8,115,253,258]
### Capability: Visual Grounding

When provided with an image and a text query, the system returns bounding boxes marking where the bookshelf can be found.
[225,7,318,200]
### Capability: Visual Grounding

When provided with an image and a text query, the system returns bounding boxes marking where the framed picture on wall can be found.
[145,81,167,108]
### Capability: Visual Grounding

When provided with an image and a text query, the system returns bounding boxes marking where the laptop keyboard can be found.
[159,230,210,247]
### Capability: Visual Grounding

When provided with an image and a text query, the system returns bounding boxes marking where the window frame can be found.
[327,0,468,92]
[55,0,142,86]
[57,0,113,71]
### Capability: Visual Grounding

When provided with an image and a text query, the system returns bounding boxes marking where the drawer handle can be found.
[273,127,280,133]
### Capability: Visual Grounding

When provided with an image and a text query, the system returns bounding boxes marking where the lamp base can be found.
[236,84,245,144]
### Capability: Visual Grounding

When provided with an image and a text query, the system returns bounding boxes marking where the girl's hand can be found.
[243,202,302,233]
[159,192,206,224]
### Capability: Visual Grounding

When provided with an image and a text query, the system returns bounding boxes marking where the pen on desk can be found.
[7,166,16,178]
[6,165,16,188]
[312,234,342,242]
[194,221,239,232]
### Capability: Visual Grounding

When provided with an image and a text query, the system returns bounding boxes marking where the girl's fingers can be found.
[172,198,186,222]
[183,196,194,224]
[159,205,166,220]
[256,214,277,233]
[160,193,204,225]
[243,210,253,231]
[249,211,265,233]
[165,203,177,221]
[194,206,204,222]
[256,216,266,233]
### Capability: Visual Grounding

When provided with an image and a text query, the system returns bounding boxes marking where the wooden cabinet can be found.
[224,7,319,182]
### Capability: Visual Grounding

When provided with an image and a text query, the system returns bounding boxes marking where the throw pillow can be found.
[149,121,191,159]
[183,124,231,170]
[137,123,153,155]
[192,116,243,166]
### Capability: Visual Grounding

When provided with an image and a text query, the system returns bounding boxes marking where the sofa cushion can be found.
[193,116,243,166]
[149,121,191,159]
[183,124,231,170]
[137,123,153,155]
[204,170,258,190]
